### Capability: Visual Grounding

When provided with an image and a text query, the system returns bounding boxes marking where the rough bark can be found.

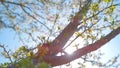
[33,1,120,66]
[44,26,120,66]
[34,0,120,66]
[2,0,120,68]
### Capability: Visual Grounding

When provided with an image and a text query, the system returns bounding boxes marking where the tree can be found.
[0,0,120,68]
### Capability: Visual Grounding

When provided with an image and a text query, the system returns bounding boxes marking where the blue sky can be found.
[0,0,120,68]
[0,28,22,63]
[100,34,120,64]
[1,30,120,66]
[0,20,120,67]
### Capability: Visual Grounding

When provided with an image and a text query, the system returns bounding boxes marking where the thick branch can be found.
[50,0,92,55]
[51,21,80,47]
[44,26,120,66]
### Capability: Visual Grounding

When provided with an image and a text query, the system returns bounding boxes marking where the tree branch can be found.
[50,0,92,55]
[0,45,13,64]
[44,26,120,66]
[51,22,80,47]
[48,2,120,56]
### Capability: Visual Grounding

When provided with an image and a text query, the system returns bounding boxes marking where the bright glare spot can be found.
[65,47,76,54]
[64,37,85,54]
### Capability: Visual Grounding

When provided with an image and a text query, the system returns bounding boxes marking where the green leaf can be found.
[7,13,16,19]
[105,5,115,14]
[42,36,46,40]
[57,26,61,30]
[1,63,9,67]
[39,62,51,68]
[103,0,112,3]
[54,14,59,23]
[111,20,115,25]
[12,53,18,59]
[90,3,99,12]
[75,32,81,36]
[1,51,9,58]
[82,64,85,68]
[104,17,108,21]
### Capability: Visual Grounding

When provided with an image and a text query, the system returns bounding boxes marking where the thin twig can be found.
[0,44,13,64]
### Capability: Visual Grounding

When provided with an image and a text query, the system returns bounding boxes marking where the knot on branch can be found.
[35,43,53,58]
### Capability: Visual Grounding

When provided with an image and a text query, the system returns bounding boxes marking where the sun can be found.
[64,46,76,54]
[64,37,85,54]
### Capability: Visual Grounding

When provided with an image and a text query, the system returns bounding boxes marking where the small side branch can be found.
[0,45,13,64]
[44,26,120,66]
